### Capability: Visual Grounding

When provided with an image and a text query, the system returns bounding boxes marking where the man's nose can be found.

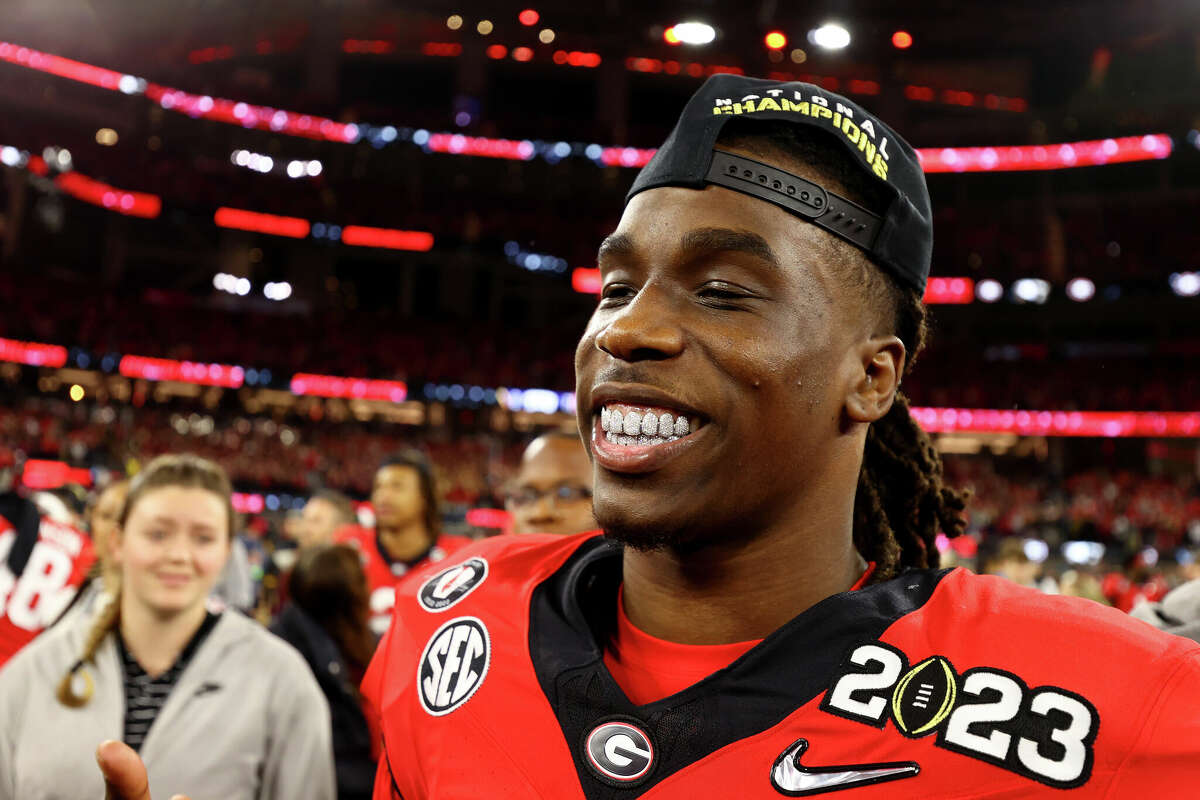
[595,287,684,362]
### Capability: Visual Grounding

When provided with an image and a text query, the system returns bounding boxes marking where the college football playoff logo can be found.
[584,721,655,784]
[418,557,489,612]
[417,617,490,716]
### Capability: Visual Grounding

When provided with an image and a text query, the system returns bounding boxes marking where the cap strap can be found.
[705,150,882,252]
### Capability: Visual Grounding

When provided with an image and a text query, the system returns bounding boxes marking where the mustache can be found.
[587,364,679,390]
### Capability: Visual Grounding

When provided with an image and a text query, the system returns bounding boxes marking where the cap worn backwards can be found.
[627,74,932,294]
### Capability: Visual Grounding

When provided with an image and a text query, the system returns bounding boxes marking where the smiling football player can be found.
[97,74,1200,800]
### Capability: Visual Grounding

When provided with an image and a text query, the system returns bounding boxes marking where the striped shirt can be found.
[116,612,219,752]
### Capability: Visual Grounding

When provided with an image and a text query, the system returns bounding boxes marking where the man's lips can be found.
[590,414,708,474]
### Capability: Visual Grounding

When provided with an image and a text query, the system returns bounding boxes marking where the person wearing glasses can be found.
[506,432,595,536]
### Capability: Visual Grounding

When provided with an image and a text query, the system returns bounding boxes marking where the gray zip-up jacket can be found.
[0,609,336,800]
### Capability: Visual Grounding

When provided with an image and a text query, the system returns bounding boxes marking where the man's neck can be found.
[377,519,433,564]
[119,596,209,678]
[619,502,865,646]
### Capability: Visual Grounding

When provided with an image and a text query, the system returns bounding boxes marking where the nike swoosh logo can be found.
[770,738,919,796]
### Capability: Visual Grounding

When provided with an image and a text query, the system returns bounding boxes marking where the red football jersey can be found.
[364,533,1200,799]
[0,513,95,668]
[333,525,472,636]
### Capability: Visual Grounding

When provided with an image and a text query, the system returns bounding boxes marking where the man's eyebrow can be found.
[679,227,781,269]
[597,233,635,262]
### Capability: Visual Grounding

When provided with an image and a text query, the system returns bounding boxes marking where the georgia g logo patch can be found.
[418,557,489,612]
[417,616,490,716]
[584,720,656,785]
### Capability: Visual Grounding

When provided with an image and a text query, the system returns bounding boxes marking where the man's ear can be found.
[845,335,906,424]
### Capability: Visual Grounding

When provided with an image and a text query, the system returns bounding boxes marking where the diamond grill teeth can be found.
[641,413,658,436]
[657,412,673,436]
[599,405,697,442]
[623,410,642,436]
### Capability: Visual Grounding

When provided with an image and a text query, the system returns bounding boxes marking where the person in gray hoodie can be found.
[0,453,335,800]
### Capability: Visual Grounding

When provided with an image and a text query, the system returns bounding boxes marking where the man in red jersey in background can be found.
[333,451,471,635]
[99,75,1200,800]
[0,458,95,667]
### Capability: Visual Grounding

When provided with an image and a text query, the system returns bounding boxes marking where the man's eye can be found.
[698,284,755,306]
[599,284,635,304]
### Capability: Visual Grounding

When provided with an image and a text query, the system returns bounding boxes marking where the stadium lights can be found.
[1066,277,1096,302]
[95,128,118,146]
[1013,278,1051,304]
[892,31,913,49]
[213,272,252,296]
[519,9,539,26]
[976,279,1004,303]
[263,281,293,301]
[671,22,716,45]
[446,15,463,30]
[809,23,851,50]
[1169,271,1200,297]
[764,31,787,50]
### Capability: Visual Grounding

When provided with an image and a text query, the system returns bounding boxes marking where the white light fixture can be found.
[672,22,717,45]
[1013,278,1051,304]
[1065,277,1095,302]
[305,160,322,177]
[975,279,1004,303]
[286,160,305,179]
[264,281,293,301]
[1169,271,1200,297]
[809,23,851,50]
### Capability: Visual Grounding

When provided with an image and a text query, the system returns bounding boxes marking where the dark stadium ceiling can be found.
[3,0,1196,70]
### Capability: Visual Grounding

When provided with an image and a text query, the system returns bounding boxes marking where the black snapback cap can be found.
[627,74,932,294]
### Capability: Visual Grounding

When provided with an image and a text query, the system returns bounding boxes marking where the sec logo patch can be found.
[418,557,489,612]
[584,720,655,785]
[417,617,490,716]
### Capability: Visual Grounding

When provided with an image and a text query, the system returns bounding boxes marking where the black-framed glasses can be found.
[504,484,593,508]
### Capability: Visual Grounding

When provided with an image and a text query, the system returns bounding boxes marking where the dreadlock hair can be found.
[56,454,234,707]
[716,118,969,584]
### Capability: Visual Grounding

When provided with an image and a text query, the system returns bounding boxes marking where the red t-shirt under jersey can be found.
[604,563,876,706]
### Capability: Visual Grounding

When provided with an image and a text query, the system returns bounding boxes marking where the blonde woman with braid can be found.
[0,454,334,800]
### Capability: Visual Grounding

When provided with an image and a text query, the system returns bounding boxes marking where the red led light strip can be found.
[591,135,1173,171]
[212,209,433,250]
[142,83,359,143]
[21,459,93,489]
[290,373,408,402]
[910,408,1200,438]
[341,226,434,251]
[426,133,535,161]
[55,172,161,219]
[214,207,310,238]
[0,41,1169,174]
[119,355,245,388]
[917,135,1172,173]
[0,337,67,367]
[0,42,127,90]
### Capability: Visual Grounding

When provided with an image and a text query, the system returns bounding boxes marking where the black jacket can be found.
[270,605,376,800]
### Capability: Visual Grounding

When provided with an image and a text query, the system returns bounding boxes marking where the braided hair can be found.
[716,119,969,583]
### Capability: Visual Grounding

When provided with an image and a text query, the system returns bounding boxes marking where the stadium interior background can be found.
[2,0,1199,611]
